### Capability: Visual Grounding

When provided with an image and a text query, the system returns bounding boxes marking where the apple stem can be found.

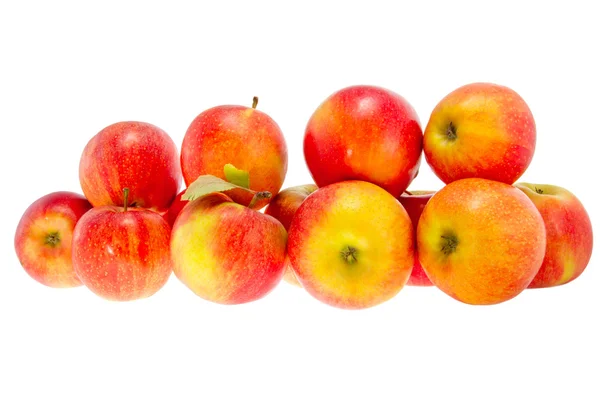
[403,190,414,196]
[123,188,130,212]
[248,191,271,209]
[340,246,358,264]
[252,96,258,109]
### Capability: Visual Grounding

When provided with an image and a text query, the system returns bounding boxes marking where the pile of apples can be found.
[14,83,593,308]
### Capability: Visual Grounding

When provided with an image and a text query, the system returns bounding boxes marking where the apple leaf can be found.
[182,175,251,201]
[223,163,250,189]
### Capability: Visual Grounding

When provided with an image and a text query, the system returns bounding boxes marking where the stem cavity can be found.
[445,122,457,141]
[340,245,358,264]
[440,233,459,256]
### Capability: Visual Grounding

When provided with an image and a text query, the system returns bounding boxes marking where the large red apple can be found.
[287,180,414,309]
[423,82,536,185]
[171,191,287,305]
[264,184,318,287]
[14,191,92,288]
[417,178,546,305]
[72,189,172,301]
[399,190,435,286]
[303,85,423,197]
[79,121,181,210]
[515,183,593,288]
[180,97,288,209]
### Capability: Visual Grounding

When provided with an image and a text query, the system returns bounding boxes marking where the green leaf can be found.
[182,175,250,201]
[223,163,250,189]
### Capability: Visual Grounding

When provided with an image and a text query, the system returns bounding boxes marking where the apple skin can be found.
[181,103,288,209]
[264,184,318,287]
[14,192,92,288]
[515,183,593,288]
[72,203,172,301]
[79,121,181,210]
[399,190,435,286]
[171,192,287,305]
[423,82,536,185]
[287,180,414,309]
[417,178,546,305]
[164,190,188,227]
[304,85,423,198]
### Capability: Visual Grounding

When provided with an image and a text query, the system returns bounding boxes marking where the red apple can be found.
[171,192,287,305]
[287,181,414,309]
[79,121,181,210]
[515,183,593,288]
[164,190,188,227]
[417,178,546,305]
[265,184,318,287]
[399,190,435,286]
[72,189,172,301]
[14,191,92,288]
[180,97,288,209]
[304,85,423,197]
[423,82,536,184]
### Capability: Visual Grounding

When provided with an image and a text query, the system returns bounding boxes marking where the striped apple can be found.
[72,189,172,301]
[79,121,181,210]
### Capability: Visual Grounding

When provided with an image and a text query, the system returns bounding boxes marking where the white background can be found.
[1,1,598,399]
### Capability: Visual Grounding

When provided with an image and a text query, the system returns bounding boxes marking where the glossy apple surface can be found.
[424,82,535,185]
[265,184,318,287]
[288,180,414,309]
[417,178,546,305]
[399,190,435,286]
[72,192,172,301]
[515,183,593,288]
[181,99,288,209]
[79,121,181,210]
[304,85,423,197]
[15,191,92,288]
[171,192,287,304]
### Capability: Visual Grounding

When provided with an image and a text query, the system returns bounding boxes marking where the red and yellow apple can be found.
[72,189,172,301]
[180,98,288,209]
[264,184,318,287]
[171,192,287,305]
[515,183,593,288]
[423,82,536,185]
[14,191,92,288]
[287,180,414,309]
[79,121,181,210]
[399,190,435,286]
[417,178,546,305]
[304,85,423,197]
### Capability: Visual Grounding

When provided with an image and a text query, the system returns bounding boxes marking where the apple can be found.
[171,192,287,305]
[180,97,288,209]
[72,189,172,301]
[417,178,546,305]
[287,180,414,309]
[423,82,536,185]
[164,189,188,227]
[303,85,423,197]
[399,190,435,286]
[264,184,318,287]
[14,191,92,288]
[79,121,181,210]
[515,183,593,288]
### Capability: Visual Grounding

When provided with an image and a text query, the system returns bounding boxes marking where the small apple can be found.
[79,121,181,210]
[399,190,435,286]
[417,178,546,305]
[72,189,172,301]
[515,183,593,288]
[171,180,287,305]
[180,97,288,209]
[14,191,92,288]
[264,184,318,287]
[287,180,414,309]
[423,82,536,185]
[304,85,423,197]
